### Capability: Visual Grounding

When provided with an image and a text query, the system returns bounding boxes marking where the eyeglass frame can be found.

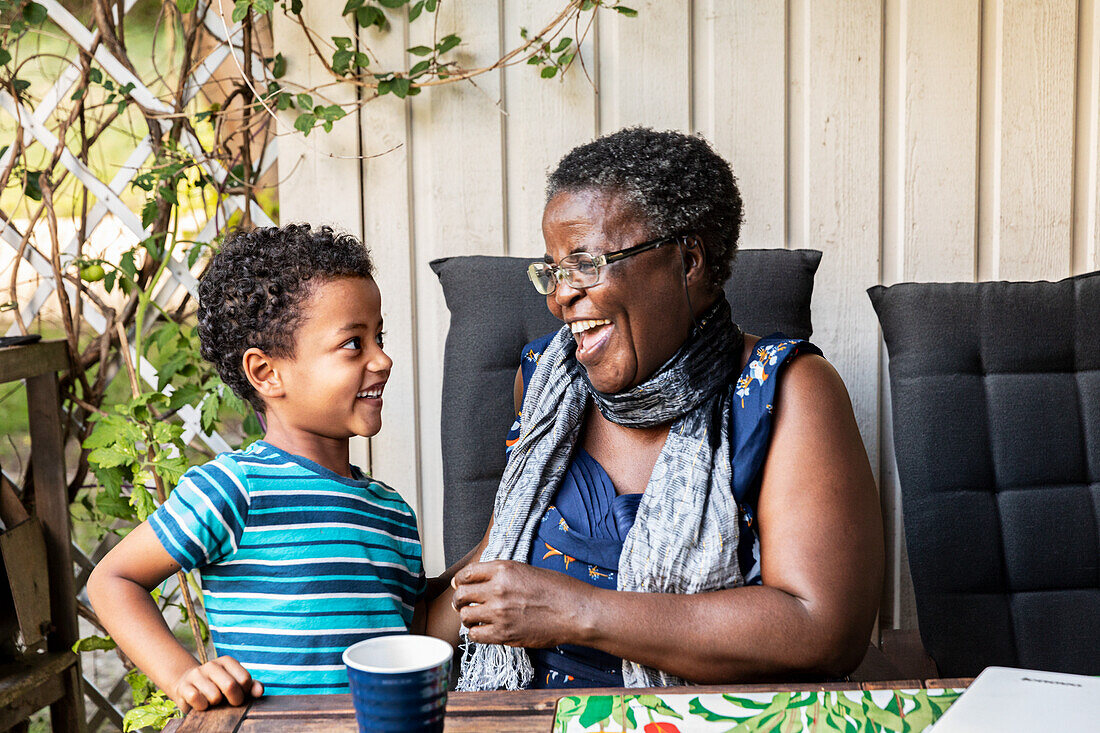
[527,233,683,295]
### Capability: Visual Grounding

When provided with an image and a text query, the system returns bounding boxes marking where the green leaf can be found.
[201,395,220,433]
[333,36,353,50]
[436,34,460,54]
[354,51,370,68]
[88,445,136,470]
[0,48,12,66]
[130,484,158,521]
[615,5,638,16]
[578,695,614,728]
[294,112,316,134]
[231,0,250,23]
[407,45,433,56]
[296,92,313,109]
[242,411,263,438]
[376,79,393,96]
[126,669,156,706]
[540,66,557,78]
[377,0,406,7]
[23,171,42,201]
[425,0,437,11]
[176,0,198,12]
[72,634,116,652]
[272,52,286,78]
[409,59,431,77]
[557,52,575,66]
[254,0,274,13]
[159,185,178,205]
[123,698,179,732]
[88,68,103,83]
[342,0,364,13]
[579,0,596,10]
[356,5,385,28]
[552,37,572,53]
[141,199,158,229]
[390,77,411,98]
[95,491,134,520]
[290,0,302,12]
[408,0,424,21]
[320,104,346,121]
[23,2,47,25]
[332,49,353,74]
[119,249,138,279]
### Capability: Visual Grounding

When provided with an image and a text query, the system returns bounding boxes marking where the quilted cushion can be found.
[869,272,1100,677]
[432,249,821,566]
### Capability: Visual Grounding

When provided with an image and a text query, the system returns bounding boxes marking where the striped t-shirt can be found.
[148,440,424,694]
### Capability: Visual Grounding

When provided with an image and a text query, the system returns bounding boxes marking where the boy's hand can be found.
[173,656,263,714]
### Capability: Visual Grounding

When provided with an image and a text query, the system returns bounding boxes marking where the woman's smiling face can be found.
[541,188,696,393]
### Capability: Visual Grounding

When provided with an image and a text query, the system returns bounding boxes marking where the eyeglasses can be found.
[527,234,679,295]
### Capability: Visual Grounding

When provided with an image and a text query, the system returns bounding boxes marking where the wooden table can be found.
[166,677,972,733]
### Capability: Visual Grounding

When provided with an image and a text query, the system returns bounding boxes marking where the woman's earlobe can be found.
[684,236,708,285]
[242,348,284,400]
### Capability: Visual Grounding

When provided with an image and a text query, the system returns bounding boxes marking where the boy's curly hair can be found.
[197,224,375,410]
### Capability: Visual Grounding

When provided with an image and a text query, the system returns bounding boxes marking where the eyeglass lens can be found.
[528,255,601,294]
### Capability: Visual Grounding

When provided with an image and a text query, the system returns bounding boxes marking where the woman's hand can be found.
[172,656,264,714]
[451,560,592,649]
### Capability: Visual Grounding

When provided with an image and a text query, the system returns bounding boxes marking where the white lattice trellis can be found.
[0,2,277,729]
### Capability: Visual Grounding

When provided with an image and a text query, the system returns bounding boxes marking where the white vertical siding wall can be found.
[273,0,1100,631]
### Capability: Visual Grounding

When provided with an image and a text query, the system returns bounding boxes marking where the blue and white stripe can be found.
[149,441,424,694]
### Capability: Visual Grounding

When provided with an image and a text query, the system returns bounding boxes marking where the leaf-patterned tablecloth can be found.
[552,688,961,732]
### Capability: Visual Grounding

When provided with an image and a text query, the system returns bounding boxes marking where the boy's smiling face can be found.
[260,276,391,447]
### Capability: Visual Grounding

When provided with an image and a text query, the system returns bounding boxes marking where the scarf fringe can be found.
[455,631,533,691]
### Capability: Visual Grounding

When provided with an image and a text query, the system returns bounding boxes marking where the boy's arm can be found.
[424,519,492,646]
[87,521,262,713]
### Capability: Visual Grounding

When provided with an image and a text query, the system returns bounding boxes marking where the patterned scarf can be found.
[457,298,745,690]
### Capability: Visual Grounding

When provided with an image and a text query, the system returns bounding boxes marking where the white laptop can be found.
[929,665,1100,732]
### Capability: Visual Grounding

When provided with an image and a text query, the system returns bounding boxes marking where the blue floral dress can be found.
[504,331,822,688]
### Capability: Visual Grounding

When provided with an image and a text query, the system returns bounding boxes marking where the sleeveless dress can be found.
[504,331,822,688]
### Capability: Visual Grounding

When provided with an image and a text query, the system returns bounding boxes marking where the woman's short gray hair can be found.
[546,127,743,288]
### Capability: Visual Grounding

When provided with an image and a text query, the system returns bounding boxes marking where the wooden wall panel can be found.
[694,1,787,250]
[1076,0,1100,274]
[980,0,1078,280]
[597,0,691,132]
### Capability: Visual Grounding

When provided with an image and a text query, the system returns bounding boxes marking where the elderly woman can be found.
[433,128,883,690]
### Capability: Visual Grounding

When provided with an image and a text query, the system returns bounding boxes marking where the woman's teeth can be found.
[356,386,384,398]
[570,318,611,334]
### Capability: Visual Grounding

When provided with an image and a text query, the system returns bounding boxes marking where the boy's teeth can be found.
[570,319,611,334]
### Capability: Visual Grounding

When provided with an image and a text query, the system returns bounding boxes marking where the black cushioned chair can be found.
[869,272,1100,677]
[431,249,822,567]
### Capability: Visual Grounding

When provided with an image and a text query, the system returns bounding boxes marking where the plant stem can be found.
[116,323,209,665]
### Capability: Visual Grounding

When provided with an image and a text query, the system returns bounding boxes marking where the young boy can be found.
[88,224,424,712]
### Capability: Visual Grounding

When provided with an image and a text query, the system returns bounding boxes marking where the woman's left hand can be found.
[451,559,591,648]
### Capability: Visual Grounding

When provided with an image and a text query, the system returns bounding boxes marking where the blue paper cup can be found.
[343,634,453,733]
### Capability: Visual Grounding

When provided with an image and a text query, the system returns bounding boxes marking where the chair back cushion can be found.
[432,249,822,566]
[869,272,1100,677]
